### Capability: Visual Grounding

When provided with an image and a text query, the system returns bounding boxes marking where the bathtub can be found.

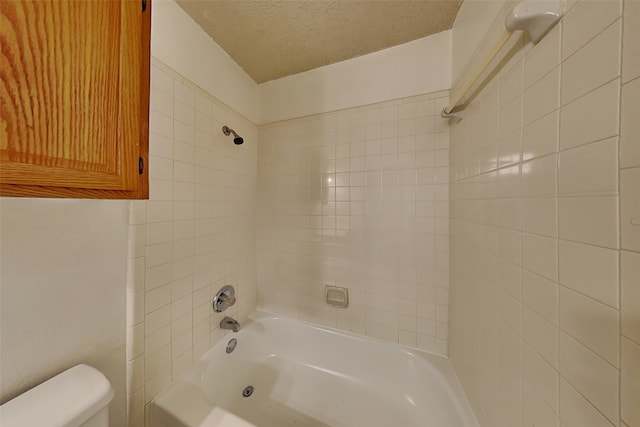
[151,310,478,427]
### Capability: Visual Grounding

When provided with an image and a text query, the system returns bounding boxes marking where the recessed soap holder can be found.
[325,285,349,308]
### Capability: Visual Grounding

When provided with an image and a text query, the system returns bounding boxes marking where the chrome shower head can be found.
[222,126,244,145]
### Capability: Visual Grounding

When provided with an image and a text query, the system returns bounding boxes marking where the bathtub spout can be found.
[220,316,241,332]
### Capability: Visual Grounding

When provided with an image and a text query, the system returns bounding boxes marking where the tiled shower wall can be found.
[449,1,639,427]
[257,92,451,355]
[126,59,258,427]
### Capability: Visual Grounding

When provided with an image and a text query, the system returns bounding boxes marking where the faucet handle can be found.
[213,285,236,313]
[226,294,236,306]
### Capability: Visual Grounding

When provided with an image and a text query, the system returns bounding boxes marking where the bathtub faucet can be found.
[220,316,241,332]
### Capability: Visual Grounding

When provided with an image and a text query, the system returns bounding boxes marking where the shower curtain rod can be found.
[442,29,513,119]
[441,0,564,121]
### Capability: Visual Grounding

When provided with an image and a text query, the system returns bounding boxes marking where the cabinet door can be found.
[0,0,150,198]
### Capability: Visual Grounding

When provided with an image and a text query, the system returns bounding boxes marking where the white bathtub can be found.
[151,310,478,427]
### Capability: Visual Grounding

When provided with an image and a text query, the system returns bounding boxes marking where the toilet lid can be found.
[0,364,114,427]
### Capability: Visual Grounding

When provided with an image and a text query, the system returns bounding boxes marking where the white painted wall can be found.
[0,198,129,427]
[151,0,453,125]
[451,0,506,83]
[151,0,259,123]
[258,30,452,124]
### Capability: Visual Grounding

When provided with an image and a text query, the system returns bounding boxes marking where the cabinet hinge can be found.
[142,0,147,12]
[138,157,144,175]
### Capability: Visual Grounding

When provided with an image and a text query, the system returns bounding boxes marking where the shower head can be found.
[222,126,244,145]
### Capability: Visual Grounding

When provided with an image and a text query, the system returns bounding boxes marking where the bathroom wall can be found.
[123,3,260,425]
[451,0,505,82]
[258,30,451,124]
[0,199,129,426]
[125,58,258,427]
[151,0,259,124]
[257,91,451,355]
[449,1,640,426]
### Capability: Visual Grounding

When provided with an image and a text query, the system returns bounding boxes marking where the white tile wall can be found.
[619,2,640,426]
[126,59,257,427]
[449,1,639,426]
[257,92,450,355]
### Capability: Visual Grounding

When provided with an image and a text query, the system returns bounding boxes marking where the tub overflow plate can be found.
[226,338,237,354]
[242,386,254,398]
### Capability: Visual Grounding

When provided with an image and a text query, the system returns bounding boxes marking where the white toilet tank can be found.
[0,364,114,427]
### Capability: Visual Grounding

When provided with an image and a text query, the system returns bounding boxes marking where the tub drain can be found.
[242,386,254,398]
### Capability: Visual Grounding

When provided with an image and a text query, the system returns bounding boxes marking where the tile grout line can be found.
[616,0,625,425]
[517,32,526,427]
[555,9,564,423]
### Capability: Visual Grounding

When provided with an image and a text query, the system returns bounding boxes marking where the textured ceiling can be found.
[176,1,462,83]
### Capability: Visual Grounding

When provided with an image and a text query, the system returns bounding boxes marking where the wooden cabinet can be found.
[0,0,151,199]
